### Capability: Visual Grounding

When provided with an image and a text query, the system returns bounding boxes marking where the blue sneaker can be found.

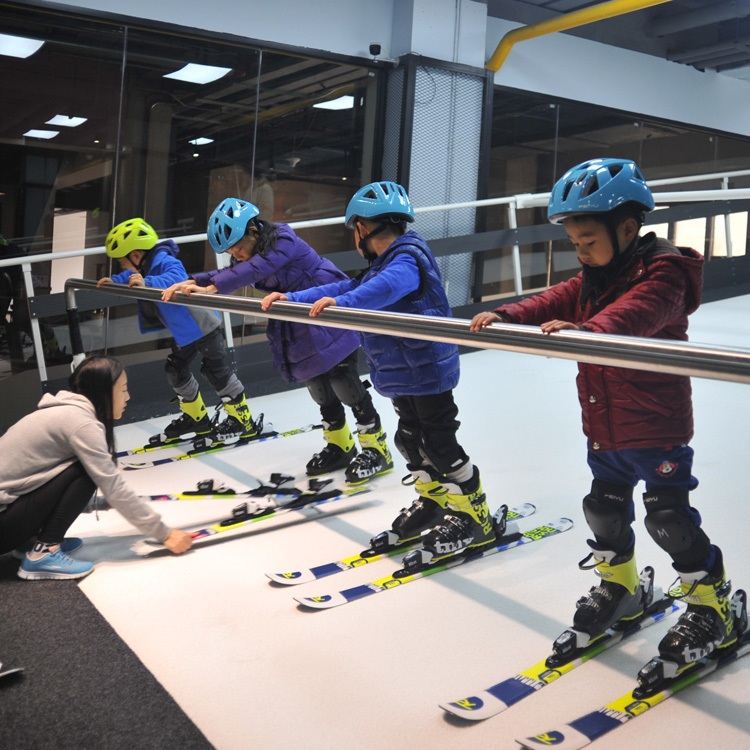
[12,537,82,561]
[17,549,94,580]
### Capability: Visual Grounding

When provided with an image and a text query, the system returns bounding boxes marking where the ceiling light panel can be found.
[164,63,232,85]
[46,115,88,127]
[0,33,45,58]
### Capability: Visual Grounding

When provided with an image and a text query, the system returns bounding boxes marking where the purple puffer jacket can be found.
[192,223,359,382]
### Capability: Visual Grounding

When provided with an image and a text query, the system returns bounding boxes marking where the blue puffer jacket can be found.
[192,224,359,382]
[111,240,220,347]
[357,232,459,397]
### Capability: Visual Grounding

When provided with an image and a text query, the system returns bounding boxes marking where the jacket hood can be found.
[640,234,704,315]
[37,390,96,415]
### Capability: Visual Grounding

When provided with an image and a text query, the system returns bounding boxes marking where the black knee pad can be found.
[306,376,335,407]
[329,367,370,408]
[164,354,188,389]
[394,425,423,467]
[644,490,711,563]
[582,480,634,552]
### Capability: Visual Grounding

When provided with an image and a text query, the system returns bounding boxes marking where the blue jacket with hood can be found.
[287,230,459,397]
[111,240,220,347]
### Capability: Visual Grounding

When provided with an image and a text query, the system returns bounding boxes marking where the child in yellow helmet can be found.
[99,218,255,445]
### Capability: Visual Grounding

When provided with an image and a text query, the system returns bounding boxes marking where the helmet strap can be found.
[357,221,390,263]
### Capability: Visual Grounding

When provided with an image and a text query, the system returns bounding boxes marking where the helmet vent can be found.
[363,188,377,199]
[581,175,599,197]
[561,182,573,202]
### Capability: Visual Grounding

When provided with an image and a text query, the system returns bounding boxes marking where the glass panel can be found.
[0,7,123,428]
[253,52,372,254]
[485,86,750,299]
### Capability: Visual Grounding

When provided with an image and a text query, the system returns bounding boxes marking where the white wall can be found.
[486,17,750,138]
[49,0,395,60]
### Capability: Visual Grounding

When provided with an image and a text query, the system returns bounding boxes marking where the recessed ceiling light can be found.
[189,137,214,146]
[93,139,100,144]
[0,33,44,59]
[164,63,231,85]
[46,115,87,127]
[313,95,354,111]
[192,152,200,158]
[24,129,59,139]
[341,177,348,181]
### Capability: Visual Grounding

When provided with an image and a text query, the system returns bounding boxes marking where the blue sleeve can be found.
[144,255,189,289]
[335,255,420,310]
[287,278,357,303]
[110,269,132,284]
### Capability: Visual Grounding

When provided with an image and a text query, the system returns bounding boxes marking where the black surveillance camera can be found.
[369,43,381,57]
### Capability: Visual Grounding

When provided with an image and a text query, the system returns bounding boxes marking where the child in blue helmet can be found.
[471,158,738,683]
[98,218,255,445]
[162,199,392,484]
[262,181,495,567]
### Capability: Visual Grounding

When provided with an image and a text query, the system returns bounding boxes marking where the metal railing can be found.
[3,166,750,385]
[65,279,750,386]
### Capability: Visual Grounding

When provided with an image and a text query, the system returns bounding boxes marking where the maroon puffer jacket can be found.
[496,233,704,452]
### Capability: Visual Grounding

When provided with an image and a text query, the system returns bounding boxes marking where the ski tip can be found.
[439,693,502,721]
[266,570,315,586]
[294,592,347,610]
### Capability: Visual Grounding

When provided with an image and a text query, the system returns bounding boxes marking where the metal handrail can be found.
[64,278,750,385]
[4,171,750,270]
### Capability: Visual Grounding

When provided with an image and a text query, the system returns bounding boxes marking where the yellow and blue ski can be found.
[516,590,748,750]
[132,483,372,557]
[294,517,573,610]
[441,588,679,721]
[267,503,536,586]
[119,423,322,470]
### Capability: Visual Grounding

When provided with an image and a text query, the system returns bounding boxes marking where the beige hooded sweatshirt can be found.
[0,391,169,542]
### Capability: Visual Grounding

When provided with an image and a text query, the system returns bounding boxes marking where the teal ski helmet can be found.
[548,158,654,224]
[207,198,260,253]
[344,181,415,228]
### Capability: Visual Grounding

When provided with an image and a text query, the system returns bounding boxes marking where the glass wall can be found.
[480,87,750,298]
[0,2,377,418]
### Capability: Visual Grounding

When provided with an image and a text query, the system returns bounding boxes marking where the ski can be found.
[294,517,573,610]
[440,594,680,721]
[131,483,372,557]
[516,590,749,750]
[115,411,268,458]
[267,503,537,586]
[143,475,302,502]
[119,423,323,470]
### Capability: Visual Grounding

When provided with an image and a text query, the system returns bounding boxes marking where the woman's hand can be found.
[469,311,501,332]
[97,277,112,288]
[162,281,216,302]
[162,528,193,555]
[309,297,336,317]
[260,292,288,310]
[540,320,579,334]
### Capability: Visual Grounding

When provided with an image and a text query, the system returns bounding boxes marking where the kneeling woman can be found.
[0,356,192,580]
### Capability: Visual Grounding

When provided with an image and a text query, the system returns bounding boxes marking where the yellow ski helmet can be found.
[105,218,159,258]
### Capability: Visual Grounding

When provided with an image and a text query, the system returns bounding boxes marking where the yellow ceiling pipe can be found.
[486,0,673,72]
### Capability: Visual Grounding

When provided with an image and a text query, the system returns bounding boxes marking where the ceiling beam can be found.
[649,0,750,37]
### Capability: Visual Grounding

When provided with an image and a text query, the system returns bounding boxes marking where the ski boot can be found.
[550,546,653,661]
[212,394,259,443]
[635,560,746,696]
[306,421,356,476]
[153,393,212,446]
[369,467,449,552]
[399,466,495,572]
[344,420,394,485]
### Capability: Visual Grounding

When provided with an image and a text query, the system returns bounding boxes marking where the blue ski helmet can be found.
[344,181,415,228]
[547,158,654,224]
[207,198,260,254]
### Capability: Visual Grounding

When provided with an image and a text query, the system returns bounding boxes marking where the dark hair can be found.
[363,215,408,236]
[247,219,279,257]
[69,355,124,461]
